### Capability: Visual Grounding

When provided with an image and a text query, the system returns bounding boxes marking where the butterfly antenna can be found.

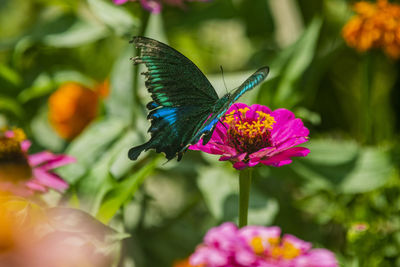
[220,65,229,94]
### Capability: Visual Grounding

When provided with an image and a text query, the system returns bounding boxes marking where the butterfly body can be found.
[128,36,269,161]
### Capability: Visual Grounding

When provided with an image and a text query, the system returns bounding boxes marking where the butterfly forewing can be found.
[131,36,219,107]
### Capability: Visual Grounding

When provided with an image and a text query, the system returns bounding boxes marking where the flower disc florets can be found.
[190,103,310,170]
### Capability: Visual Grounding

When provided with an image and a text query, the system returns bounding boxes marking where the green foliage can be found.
[1,0,400,266]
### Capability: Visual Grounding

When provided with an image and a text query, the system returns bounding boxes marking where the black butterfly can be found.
[128,36,269,161]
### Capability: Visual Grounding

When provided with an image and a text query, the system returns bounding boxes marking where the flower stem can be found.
[361,53,373,144]
[239,168,252,228]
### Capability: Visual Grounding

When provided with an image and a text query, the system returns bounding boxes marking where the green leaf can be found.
[339,148,394,193]
[0,96,24,119]
[76,130,141,214]
[97,156,159,224]
[18,73,54,103]
[31,105,65,152]
[291,140,394,193]
[106,44,134,122]
[57,118,127,184]
[197,166,278,225]
[0,63,22,86]
[87,0,139,36]
[43,19,108,47]
[53,70,95,88]
[273,16,322,106]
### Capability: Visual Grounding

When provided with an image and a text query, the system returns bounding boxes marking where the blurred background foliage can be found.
[1,0,400,266]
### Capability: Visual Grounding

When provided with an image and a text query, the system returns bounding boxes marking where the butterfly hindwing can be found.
[128,105,212,160]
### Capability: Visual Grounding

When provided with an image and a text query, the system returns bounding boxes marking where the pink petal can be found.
[228,103,250,113]
[274,136,309,153]
[220,152,246,162]
[113,0,130,4]
[25,180,48,192]
[270,108,296,126]
[140,0,162,13]
[283,234,312,252]
[28,152,75,170]
[259,147,310,167]
[32,169,69,190]
[29,151,58,166]
[21,140,31,152]
[271,118,309,146]
[294,249,338,267]
[232,161,251,170]
[41,155,76,170]
[245,104,272,120]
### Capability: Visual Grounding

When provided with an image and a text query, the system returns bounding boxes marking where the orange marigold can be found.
[342,0,400,59]
[48,80,109,140]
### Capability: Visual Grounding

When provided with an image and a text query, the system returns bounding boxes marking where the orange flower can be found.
[48,80,109,140]
[173,258,197,267]
[342,0,400,59]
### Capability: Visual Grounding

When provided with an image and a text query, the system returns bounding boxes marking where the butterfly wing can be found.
[129,105,212,161]
[189,67,270,145]
[128,37,219,161]
[131,36,219,106]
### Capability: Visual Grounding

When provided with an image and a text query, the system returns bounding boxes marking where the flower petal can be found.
[32,169,69,190]
[113,0,130,4]
[25,180,48,192]
[28,152,75,170]
[21,140,31,152]
[260,147,310,167]
[140,0,162,13]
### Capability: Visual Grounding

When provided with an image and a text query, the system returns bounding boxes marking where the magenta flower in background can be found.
[190,222,338,267]
[113,0,210,13]
[0,129,75,196]
[190,103,310,170]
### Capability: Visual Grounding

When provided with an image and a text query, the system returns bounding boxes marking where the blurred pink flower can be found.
[0,195,118,267]
[190,223,338,267]
[190,103,310,170]
[0,129,75,196]
[113,0,210,13]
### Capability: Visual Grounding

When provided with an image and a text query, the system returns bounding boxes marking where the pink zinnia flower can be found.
[189,103,310,170]
[0,129,75,196]
[113,0,210,13]
[190,222,338,267]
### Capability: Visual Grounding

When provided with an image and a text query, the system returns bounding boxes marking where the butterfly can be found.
[128,36,269,161]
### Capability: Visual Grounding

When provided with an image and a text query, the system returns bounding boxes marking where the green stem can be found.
[361,53,373,144]
[239,168,252,227]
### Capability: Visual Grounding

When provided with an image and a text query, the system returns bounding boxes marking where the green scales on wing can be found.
[128,36,269,161]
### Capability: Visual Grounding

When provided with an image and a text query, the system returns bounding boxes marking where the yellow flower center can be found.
[223,108,276,155]
[270,239,301,260]
[0,129,32,182]
[250,236,265,255]
[250,236,302,260]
